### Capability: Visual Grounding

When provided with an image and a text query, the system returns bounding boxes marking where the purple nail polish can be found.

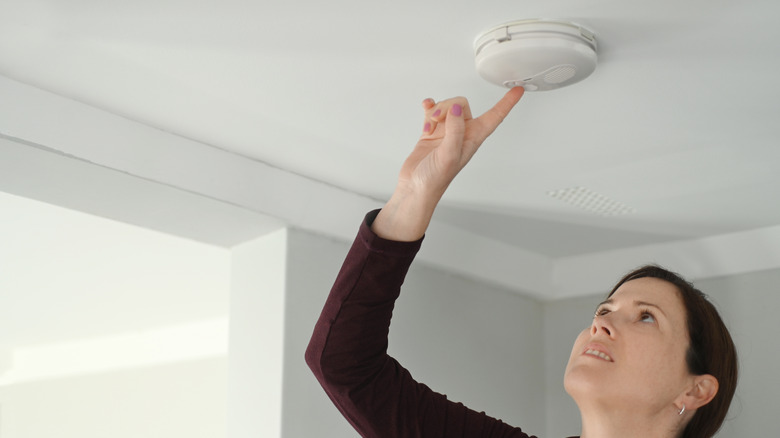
[452,104,462,116]
[424,122,431,132]
[433,109,441,117]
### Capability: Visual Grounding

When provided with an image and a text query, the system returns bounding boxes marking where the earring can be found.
[678,404,686,416]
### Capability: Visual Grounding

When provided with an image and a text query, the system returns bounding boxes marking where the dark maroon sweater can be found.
[306,210,556,438]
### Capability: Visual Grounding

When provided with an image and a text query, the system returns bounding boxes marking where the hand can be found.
[373,87,525,241]
[399,87,525,200]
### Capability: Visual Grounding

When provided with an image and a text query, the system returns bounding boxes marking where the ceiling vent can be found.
[474,19,598,91]
[547,186,636,216]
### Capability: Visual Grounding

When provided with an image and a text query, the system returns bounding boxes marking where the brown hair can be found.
[608,265,738,438]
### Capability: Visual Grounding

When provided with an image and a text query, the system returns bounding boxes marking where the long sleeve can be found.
[305,210,536,438]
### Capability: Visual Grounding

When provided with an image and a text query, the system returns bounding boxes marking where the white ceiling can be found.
[2,1,780,353]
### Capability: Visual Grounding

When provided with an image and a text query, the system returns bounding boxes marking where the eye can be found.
[594,307,611,317]
[639,309,656,323]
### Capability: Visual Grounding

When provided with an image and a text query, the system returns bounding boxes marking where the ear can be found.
[683,374,719,410]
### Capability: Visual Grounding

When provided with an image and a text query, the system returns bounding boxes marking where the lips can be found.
[583,344,613,362]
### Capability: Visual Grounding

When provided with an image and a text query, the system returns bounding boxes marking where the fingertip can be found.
[422,98,435,109]
[508,86,525,101]
[493,86,525,115]
[451,104,463,117]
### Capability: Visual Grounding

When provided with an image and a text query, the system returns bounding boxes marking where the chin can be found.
[563,360,610,402]
[564,372,614,412]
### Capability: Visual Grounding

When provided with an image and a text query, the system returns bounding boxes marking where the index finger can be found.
[474,87,525,136]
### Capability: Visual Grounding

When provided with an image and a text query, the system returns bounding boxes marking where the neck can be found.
[577,402,682,438]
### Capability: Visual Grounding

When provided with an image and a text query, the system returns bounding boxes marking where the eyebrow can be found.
[597,298,667,317]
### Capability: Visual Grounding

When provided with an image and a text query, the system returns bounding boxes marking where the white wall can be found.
[228,229,288,438]
[279,227,546,437]
[0,190,231,351]
[0,357,228,438]
[0,191,231,438]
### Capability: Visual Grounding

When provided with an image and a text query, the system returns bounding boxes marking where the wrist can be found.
[372,189,440,242]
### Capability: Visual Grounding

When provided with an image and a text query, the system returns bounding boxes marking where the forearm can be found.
[305,210,423,434]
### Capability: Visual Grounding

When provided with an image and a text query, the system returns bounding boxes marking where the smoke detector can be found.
[474,19,598,91]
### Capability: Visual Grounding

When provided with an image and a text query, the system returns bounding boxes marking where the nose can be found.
[591,314,614,337]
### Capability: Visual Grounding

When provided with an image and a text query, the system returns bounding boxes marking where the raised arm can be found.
[306,88,531,438]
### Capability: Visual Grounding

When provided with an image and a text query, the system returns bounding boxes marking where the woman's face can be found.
[564,277,693,413]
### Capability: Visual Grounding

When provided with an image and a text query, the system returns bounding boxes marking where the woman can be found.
[305,88,738,438]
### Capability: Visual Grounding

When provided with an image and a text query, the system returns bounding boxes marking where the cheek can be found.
[626,338,689,384]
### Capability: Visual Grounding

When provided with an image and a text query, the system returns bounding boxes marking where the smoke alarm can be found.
[474,19,597,91]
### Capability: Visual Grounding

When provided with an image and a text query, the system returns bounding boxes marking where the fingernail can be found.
[452,104,462,116]
[432,109,441,117]
[424,122,431,132]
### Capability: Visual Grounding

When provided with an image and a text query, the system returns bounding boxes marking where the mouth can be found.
[582,344,613,362]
